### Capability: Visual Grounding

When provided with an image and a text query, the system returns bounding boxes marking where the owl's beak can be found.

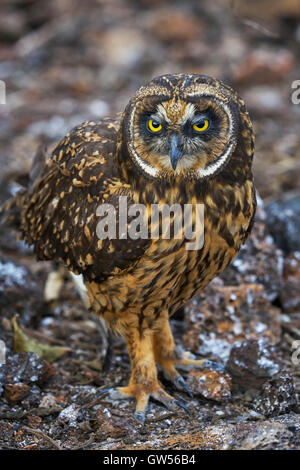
[169,134,183,170]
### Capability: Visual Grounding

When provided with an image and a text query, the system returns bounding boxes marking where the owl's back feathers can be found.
[2,118,150,282]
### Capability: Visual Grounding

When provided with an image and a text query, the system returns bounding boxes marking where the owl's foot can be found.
[97,382,190,423]
[153,317,224,396]
[157,351,225,395]
[175,351,225,373]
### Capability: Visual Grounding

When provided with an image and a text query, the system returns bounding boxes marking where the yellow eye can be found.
[147,119,162,133]
[193,119,209,132]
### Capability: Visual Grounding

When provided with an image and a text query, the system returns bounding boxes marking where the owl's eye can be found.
[193,119,210,132]
[147,119,162,133]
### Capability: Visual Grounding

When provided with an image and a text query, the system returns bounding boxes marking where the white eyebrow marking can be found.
[157,102,196,125]
[156,104,171,124]
[180,103,196,124]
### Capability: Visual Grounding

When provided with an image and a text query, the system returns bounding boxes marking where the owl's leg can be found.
[97,323,189,422]
[153,314,193,395]
[153,314,224,395]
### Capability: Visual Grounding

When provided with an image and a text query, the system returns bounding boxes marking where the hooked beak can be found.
[169,134,183,170]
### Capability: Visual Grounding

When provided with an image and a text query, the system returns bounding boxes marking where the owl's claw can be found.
[96,387,112,397]
[134,411,146,423]
[200,360,225,373]
[96,382,191,422]
[173,375,194,398]
[174,352,225,373]
[97,386,134,401]
[174,399,191,416]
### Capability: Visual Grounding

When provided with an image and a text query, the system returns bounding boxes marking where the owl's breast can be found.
[87,177,255,323]
[168,178,256,314]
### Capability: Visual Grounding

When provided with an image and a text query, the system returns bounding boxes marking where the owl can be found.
[1,74,256,421]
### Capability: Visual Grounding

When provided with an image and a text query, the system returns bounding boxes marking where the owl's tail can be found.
[0,144,46,230]
[0,189,27,230]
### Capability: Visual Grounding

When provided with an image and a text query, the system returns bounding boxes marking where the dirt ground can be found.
[0,0,299,450]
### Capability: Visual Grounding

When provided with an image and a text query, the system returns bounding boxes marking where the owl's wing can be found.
[20,119,150,282]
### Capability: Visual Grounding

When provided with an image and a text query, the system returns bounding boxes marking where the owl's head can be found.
[121,74,253,181]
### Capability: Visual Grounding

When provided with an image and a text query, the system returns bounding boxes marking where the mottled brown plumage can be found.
[1,74,256,421]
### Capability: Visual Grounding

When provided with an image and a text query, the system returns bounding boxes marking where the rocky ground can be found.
[0,0,299,450]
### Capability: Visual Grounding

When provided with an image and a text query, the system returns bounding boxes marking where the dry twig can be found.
[23,425,63,450]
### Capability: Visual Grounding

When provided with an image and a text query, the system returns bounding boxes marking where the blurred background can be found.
[0,0,299,203]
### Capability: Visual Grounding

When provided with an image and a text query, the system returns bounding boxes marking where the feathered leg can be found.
[153,312,223,395]
[97,321,189,422]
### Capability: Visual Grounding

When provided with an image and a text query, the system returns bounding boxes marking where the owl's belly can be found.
[87,182,255,328]
[168,234,239,315]
[88,228,237,315]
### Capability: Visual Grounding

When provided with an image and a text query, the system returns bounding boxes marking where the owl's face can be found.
[122,74,247,181]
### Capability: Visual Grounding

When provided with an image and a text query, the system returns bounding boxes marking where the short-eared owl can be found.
[1,74,256,421]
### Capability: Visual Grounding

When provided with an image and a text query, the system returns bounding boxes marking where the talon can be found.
[134,411,146,423]
[96,387,132,401]
[96,387,112,398]
[200,360,225,373]
[174,399,191,416]
[175,354,225,373]
[174,376,194,398]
